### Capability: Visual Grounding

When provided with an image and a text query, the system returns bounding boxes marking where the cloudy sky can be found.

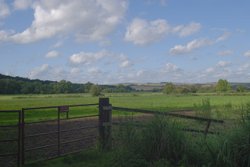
[0,0,250,84]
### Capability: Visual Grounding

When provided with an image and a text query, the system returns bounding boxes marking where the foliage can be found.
[112,116,199,166]
[89,84,101,96]
[206,104,250,167]
[216,79,231,92]
[236,85,246,92]
[0,74,135,94]
[101,84,134,93]
[163,83,198,94]
[163,83,175,94]
[194,98,212,118]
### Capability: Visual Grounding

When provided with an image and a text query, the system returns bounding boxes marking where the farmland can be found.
[1,93,250,167]
[1,92,250,109]
[0,92,250,119]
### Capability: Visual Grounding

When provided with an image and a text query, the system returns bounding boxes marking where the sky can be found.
[0,0,250,84]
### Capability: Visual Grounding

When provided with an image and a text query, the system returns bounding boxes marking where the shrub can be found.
[89,84,101,96]
[207,103,250,167]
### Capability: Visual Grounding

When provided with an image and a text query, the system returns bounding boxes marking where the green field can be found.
[0,93,250,124]
[1,93,250,109]
[1,93,249,167]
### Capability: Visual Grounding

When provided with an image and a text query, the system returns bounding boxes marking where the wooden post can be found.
[204,120,211,137]
[99,98,112,150]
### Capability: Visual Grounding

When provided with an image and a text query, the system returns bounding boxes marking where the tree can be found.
[236,85,245,93]
[216,79,231,92]
[163,83,175,94]
[89,84,101,96]
[85,82,94,93]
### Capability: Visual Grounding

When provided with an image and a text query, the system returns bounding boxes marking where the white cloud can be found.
[160,0,167,6]
[69,50,109,65]
[170,39,212,55]
[0,30,13,40]
[244,50,250,57]
[45,50,60,58]
[70,67,81,74]
[146,0,167,6]
[87,67,102,75]
[29,64,67,81]
[29,64,50,79]
[125,18,171,45]
[238,63,249,71]
[217,50,233,56]
[173,22,201,37]
[69,50,134,70]
[0,0,10,19]
[118,54,133,68]
[205,67,215,73]
[53,41,63,48]
[1,0,127,43]
[216,61,231,67]
[13,0,33,10]
[125,18,201,45]
[164,63,180,72]
[120,60,132,68]
[216,31,231,42]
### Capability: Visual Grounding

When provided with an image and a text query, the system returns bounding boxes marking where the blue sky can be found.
[0,0,250,84]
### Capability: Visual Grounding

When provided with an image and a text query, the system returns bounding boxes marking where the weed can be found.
[194,98,212,118]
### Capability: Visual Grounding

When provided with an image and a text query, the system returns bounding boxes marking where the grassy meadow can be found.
[1,93,250,167]
[0,92,250,124]
[1,92,250,110]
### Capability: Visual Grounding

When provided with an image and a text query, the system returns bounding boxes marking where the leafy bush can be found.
[89,84,101,96]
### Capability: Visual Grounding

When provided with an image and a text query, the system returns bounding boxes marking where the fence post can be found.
[99,98,112,150]
[18,110,21,167]
[57,107,61,156]
[204,120,211,137]
[21,108,25,166]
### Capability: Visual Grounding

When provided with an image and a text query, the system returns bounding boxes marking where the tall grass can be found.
[208,103,250,167]
[194,98,212,118]
[112,103,250,167]
[112,116,207,166]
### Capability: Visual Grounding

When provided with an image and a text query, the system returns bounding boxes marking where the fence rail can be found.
[22,103,99,111]
[112,106,224,135]
[112,106,224,123]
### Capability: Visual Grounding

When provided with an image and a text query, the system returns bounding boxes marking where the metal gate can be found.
[0,110,21,167]
[21,103,99,165]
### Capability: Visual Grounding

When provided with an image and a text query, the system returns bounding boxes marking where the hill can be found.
[0,74,134,94]
[1,73,249,94]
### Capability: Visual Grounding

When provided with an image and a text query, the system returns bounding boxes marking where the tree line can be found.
[0,74,249,95]
[163,79,249,94]
[0,74,134,94]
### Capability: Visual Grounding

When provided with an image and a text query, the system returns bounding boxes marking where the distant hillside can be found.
[128,82,250,92]
[231,82,250,89]
[0,74,56,84]
[0,74,134,94]
[1,73,249,94]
